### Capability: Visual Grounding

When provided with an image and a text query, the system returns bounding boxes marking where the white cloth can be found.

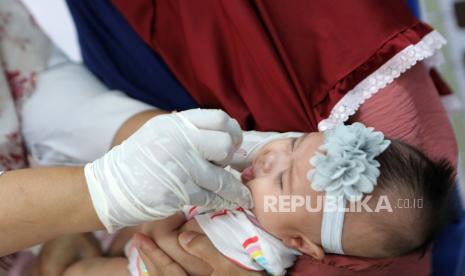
[21,48,154,166]
[125,241,149,276]
[194,209,299,276]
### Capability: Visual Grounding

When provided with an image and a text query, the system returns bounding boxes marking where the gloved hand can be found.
[231,131,304,171]
[84,109,252,232]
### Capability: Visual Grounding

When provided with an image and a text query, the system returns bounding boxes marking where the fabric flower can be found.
[308,123,391,202]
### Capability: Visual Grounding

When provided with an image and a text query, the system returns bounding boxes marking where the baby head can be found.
[242,124,455,260]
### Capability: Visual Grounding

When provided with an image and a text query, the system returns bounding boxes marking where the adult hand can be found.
[231,130,303,171]
[132,232,265,276]
[84,109,252,232]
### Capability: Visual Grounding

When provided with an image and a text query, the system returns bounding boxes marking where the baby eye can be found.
[279,171,285,190]
[291,138,297,152]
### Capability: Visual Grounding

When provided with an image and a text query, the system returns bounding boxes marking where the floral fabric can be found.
[0,0,51,171]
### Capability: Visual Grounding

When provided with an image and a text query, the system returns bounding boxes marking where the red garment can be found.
[113,0,433,132]
[290,251,431,276]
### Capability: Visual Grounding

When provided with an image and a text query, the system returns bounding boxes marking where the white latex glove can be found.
[231,131,304,171]
[84,109,252,232]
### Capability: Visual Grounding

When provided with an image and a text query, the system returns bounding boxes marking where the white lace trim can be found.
[318,31,447,131]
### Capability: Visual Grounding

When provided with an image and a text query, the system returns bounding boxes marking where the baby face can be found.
[241,132,327,259]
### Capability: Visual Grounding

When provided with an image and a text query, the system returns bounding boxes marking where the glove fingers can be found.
[177,109,243,150]
[187,154,253,209]
[193,130,235,165]
[189,185,238,211]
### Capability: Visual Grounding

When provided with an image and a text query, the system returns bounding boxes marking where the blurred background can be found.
[419,0,465,202]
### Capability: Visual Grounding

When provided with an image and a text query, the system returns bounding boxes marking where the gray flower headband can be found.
[307,123,391,254]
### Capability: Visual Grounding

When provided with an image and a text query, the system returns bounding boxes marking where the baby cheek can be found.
[252,198,288,238]
[247,179,279,211]
[247,179,284,236]
[246,180,264,212]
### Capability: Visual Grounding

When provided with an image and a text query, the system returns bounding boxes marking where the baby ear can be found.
[283,236,325,260]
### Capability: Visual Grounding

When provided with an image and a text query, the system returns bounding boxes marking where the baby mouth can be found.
[241,165,255,183]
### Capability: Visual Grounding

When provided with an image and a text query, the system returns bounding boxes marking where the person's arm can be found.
[0,167,101,256]
[2,109,252,257]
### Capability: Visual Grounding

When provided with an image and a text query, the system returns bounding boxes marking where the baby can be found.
[63,123,455,276]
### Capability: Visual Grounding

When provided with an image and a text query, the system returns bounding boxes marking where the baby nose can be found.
[258,151,278,174]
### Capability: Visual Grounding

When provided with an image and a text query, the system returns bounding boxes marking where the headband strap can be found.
[308,123,390,254]
[321,196,346,254]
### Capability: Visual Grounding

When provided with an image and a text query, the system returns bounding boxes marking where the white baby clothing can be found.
[126,206,299,276]
[193,207,299,275]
